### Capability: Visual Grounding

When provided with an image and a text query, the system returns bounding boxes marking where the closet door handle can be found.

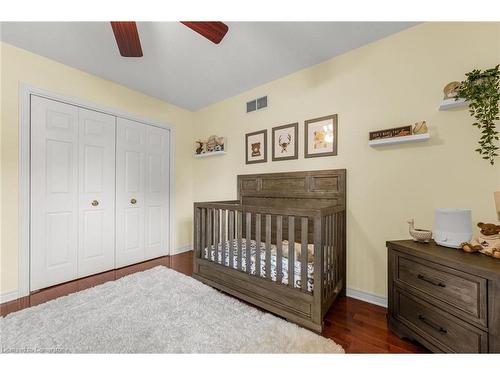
[130,198,137,205]
[91,200,99,207]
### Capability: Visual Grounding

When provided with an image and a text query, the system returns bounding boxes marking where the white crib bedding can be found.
[203,239,314,292]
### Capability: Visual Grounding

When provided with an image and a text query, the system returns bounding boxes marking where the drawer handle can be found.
[418,314,448,334]
[417,274,446,288]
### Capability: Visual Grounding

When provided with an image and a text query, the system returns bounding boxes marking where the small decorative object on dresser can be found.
[461,222,500,259]
[433,208,472,249]
[304,114,338,158]
[407,219,432,243]
[387,240,500,353]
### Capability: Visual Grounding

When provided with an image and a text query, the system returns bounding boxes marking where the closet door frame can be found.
[17,83,176,299]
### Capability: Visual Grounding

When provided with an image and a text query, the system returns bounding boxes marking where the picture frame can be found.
[304,114,338,158]
[245,129,267,164]
[271,122,298,161]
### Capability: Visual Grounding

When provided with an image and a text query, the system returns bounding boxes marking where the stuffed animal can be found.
[195,140,204,154]
[313,130,327,149]
[281,240,314,263]
[461,222,500,259]
[251,142,261,157]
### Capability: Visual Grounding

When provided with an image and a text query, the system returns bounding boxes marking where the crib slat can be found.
[265,214,272,280]
[221,209,227,266]
[201,208,206,259]
[324,215,328,298]
[237,211,243,271]
[334,212,339,285]
[228,210,235,269]
[301,217,308,292]
[207,208,212,261]
[214,209,220,263]
[288,216,295,288]
[246,212,252,274]
[276,215,283,285]
[332,214,336,289]
[327,214,331,296]
[255,213,261,277]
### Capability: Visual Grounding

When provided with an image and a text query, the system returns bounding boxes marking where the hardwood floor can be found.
[1,250,427,353]
[171,251,427,353]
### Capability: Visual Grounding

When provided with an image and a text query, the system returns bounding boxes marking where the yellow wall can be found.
[193,23,500,297]
[0,42,194,293]
[2,23,500,299]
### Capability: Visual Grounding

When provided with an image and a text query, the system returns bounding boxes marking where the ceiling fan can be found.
[110,21,229,57]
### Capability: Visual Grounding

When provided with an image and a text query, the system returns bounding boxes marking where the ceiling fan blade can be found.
[180,22,229,44]
[110,21,143,57]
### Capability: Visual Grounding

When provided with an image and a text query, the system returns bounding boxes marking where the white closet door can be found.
[31,95,79,291]
[145,126,170,259]
[115,118,147,267]
[77,108,116,278]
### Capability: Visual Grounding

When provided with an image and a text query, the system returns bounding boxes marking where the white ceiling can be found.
[0,22,417,111]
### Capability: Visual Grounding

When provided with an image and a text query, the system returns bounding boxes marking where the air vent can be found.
[246,100,257,113]
[246,96,268,113]
[257,96,267,109]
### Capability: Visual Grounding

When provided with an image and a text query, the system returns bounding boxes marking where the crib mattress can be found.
[203,239,314,292]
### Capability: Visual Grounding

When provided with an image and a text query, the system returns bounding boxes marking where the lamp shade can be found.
[495,191,500,221]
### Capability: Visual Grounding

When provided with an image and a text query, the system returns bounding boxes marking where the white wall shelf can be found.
[369,133,430,147]
[194,151,226,158]
[438,98,467,111]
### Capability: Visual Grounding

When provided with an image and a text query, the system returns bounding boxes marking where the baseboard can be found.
[346,288,388,308]
[0,290,19,304]
[170,244,193,256]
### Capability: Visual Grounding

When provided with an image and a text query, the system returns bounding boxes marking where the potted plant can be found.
[456,65,500,165]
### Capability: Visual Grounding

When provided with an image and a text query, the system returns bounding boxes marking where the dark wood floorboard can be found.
[170,251,428,354]
[1,250,427,353]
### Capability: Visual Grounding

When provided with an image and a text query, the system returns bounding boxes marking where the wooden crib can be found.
[193,169,346,332]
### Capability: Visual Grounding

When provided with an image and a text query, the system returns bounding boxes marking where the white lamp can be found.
[433,208,473,249]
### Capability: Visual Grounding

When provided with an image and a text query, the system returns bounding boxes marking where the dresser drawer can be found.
[394,253,487,327]
[393,288,488,353]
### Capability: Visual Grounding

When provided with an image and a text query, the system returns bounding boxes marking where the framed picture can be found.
[272,122,298,161]
[245,129,267,164]
[304,114,338,158]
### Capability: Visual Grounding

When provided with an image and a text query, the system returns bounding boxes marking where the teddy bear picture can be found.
[251,142,261,157]
[461,222,500,259]
[246,129,267,164]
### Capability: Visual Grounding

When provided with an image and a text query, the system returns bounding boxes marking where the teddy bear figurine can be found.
[461,222,500,259]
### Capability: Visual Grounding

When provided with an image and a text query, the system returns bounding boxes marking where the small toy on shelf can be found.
[195,140,205,155]
[461,222,500,259]
[412,121,428,135]
[407,219,433,243]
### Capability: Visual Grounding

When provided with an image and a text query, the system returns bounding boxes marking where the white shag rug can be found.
[0,266,343,353]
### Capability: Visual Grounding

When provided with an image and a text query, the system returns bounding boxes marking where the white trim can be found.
[170,244,193,255]
[18,82,177,298]
[0,290,19,304]
[346,288,388,308]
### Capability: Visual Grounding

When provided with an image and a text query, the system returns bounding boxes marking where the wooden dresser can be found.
[387,240,500,353]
